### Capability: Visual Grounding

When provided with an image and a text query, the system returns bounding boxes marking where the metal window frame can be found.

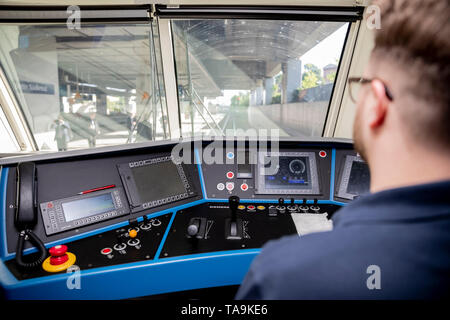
[0,5,152,24]
[0,66,37,151]
[158,18,182,139]
[155,5,364,21]
[322,20,361,137]
[0,3,366,152]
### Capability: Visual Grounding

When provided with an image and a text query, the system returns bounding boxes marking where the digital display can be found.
[346,161,370,196]
[264,156,311,190]
[62,193,115,222]
[337,155,371,200]
[256,152,320,195]
[131,160,186,204]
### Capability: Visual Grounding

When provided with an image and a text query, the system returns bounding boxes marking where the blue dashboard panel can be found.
[1,249,260,299]
[0,140,358,299]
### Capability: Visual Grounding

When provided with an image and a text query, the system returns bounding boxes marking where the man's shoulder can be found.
[245,228,387,299]
[254,229,355,274]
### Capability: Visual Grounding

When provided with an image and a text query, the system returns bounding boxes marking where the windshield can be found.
[0,22,169,152]
[0,17,350,153]
[171,19,349,138]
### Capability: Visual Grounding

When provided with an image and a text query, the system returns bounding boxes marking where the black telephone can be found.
[15,162,47,269]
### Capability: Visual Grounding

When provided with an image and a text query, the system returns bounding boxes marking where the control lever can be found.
[229,196,239,222]
[186,217,207,239]
[226,196,243,240]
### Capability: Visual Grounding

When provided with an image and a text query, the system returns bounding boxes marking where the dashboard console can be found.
[0,138,370,299]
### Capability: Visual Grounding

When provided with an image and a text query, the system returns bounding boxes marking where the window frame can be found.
[0,4,364,153]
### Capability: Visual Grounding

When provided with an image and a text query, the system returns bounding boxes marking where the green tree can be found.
[326,71,337,83]
[300,63,323,89]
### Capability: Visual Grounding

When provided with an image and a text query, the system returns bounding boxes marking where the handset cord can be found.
[15,229,47,269]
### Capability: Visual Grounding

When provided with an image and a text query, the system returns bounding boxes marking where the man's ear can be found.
[367,79,389,128]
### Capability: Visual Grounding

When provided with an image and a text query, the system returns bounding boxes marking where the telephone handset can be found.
[15,162,47,270]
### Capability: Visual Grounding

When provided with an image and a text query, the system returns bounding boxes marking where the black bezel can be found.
[118,156,195,213]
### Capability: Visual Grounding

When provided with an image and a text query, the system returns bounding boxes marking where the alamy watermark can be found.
[170,129,280,175]
[66,264,81,290]
[66,5,81,30]
[366,265,381,290]
[366,5,381,30]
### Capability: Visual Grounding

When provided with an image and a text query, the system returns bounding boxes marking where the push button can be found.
[101,248,112,255]
[240,183,248,191]
[226,182,234,191]
[226,171,234,179]
[42,244,76,273]
[101,247,114,259]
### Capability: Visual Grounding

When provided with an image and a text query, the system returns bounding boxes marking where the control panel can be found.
[40,187,129,235]
[200,147,332,200]
[0,139,369,299]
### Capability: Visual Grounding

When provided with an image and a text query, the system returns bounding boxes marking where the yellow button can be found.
[238,205,246,210]
[129,229,138,238]
[257,205,266,211]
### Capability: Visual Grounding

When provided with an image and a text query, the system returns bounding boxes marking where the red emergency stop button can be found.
[319,150,327,158]
[49,244,67,257]
[49,245,69,266]
[240,183,248,191]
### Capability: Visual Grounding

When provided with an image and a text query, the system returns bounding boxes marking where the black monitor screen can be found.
[131,160,186,203]
[346,161,370,196]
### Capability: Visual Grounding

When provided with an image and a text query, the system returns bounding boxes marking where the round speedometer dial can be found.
[289,159,306,174]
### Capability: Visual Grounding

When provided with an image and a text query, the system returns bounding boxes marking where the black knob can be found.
[187,223,199,237]
[229,196,240,222]
[290,198,295,205]
[278,198,284,205]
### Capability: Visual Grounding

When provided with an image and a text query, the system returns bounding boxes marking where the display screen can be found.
[131,160,186,203]
[346,161,370,196]
[62,193,115,222]
[264,156,311,190]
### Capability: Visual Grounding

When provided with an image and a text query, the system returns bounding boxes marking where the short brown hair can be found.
[372,0,450,148]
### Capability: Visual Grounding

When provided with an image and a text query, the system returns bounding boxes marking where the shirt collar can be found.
[332,179,450,227]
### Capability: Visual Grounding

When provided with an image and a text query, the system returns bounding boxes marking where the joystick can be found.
[229,195,240,222]
[226,196,243,240]
[186,217,207,240]
[42,244,76,273]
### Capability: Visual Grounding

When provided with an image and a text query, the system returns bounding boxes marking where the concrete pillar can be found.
[96,93,107,115]
[281,60,302,104]
[286,59,302,103]
[250,90,256,106]
[264,77,273,105]
[255,81,264,106]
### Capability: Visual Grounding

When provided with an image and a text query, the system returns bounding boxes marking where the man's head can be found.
[353,0,450,162]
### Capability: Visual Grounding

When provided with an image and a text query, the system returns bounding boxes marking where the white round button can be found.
[217,183,225,191]
[226,182,234,191]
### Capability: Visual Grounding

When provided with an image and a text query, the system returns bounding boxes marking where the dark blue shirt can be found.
[236,180,450,299]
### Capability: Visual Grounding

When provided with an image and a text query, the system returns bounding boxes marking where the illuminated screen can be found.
[346,161,370,196]
[131,160,186,203]
[62,193,115,222]
[264,156,311,190]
